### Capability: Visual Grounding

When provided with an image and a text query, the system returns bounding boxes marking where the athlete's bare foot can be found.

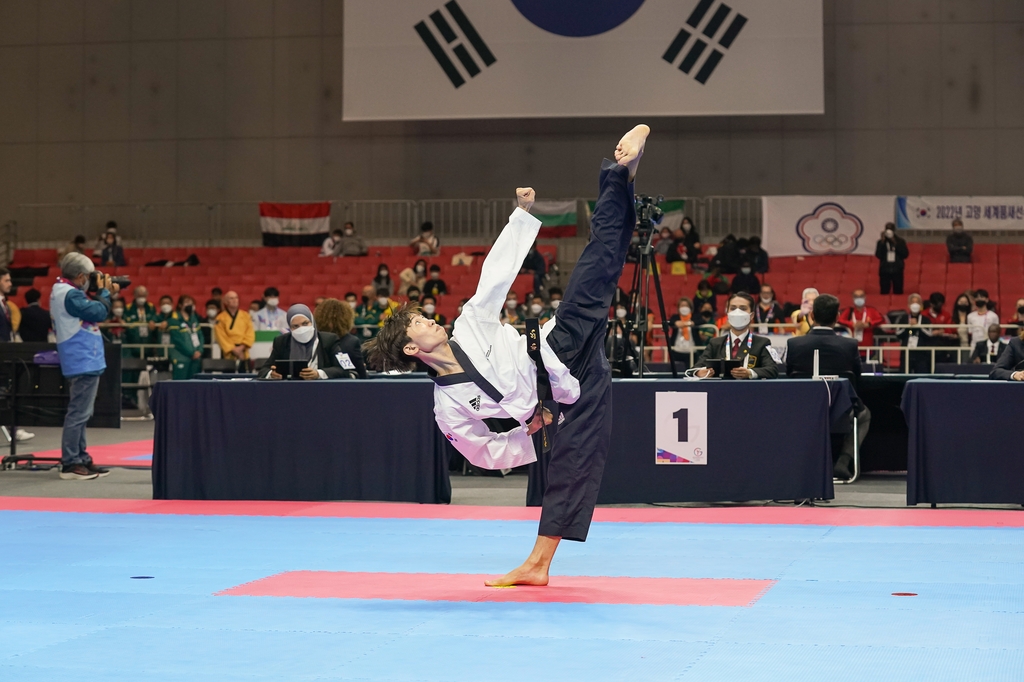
[614,124,650,181]
[485,561,549,587]
[516,187,535,213]
[485,534,560,587]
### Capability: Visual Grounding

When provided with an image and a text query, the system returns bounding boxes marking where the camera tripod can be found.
[623,195,677,378]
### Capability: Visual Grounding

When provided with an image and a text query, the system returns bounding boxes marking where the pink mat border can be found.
[1,497,1022,528]
[217,570,777,607]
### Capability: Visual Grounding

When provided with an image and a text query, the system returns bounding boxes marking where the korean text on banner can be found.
[761,196,896,258]
[897,197,1024,231]
[344,0,824,120]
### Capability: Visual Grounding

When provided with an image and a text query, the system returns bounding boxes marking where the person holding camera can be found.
[51,253,119,480]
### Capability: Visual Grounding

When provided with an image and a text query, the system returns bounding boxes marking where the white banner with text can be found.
[897,196,1024,231]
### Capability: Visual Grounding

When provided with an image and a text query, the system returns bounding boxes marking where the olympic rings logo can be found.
[812,233,850,247]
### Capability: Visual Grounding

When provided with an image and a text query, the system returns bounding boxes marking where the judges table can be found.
[151,379,452,504]
[902,379,1024,506]
[595,379,848,504]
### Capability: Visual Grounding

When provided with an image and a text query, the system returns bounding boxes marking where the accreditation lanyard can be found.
[726,332,753,361]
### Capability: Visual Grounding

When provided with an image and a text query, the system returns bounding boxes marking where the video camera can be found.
[634,194,665,236]
[87,271,131,294]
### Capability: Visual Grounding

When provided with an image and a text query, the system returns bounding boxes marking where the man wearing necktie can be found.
[694,292,779,379]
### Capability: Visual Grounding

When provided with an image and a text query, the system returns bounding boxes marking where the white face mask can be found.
[430,272,440,280]
[760,294,773,303]
[741,268,752,275]
[291,324,316,343]
[909,303,922,314]
[530,303,543,314]
[266,297,279,308]
[345,300,356,309]
[207,308,218,318]
[551,299,561,309]
[378,271,388,278]
[136,297,147,306]
[727,309,752,329]
[415,266,425,274]
[506,300,517,309]
[853,297,866,308]
[885,230,894,239]
[422,303,436,315]
[615,307,627,319]
[160,304,172,314]
[377,297,389,307]
[679,306,691,316]
[112,308,124,317]
[344,229,353,236]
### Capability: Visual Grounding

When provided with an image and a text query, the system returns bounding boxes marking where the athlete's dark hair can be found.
[363,302,421,373]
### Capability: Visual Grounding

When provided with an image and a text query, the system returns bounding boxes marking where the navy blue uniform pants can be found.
[540,160,634,542]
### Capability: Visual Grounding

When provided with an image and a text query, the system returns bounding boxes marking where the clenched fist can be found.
[516,187,535,213]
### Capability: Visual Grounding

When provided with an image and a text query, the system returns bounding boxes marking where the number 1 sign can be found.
[655,392,708,465]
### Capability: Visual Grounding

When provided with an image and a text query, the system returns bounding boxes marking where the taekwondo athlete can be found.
[365,125,650,586]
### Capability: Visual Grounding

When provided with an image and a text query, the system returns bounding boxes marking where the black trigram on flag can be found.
[663,0,747,85]
[415,1,496,89]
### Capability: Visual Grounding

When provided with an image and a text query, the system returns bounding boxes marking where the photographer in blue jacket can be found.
[50,253,121,480]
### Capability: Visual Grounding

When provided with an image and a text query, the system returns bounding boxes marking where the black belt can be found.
[525,318,552,453]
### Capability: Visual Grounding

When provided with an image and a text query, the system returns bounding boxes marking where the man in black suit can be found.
[989,335,1024,381]
[694,292,778,379]
[971,324,1009,364]
[18,288,52,343]
[785,294,869,479]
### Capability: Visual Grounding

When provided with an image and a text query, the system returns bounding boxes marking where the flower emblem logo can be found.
[795,202,864,255]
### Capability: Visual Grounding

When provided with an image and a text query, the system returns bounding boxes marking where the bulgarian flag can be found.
[531,200,578,238]
[259,202,332,246]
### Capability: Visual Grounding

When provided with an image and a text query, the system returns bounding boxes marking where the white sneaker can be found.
[15,429,34,442]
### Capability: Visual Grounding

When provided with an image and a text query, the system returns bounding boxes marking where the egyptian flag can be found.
[259,202,332,247]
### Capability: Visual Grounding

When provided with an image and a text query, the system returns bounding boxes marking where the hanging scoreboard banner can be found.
[343,0,825,120]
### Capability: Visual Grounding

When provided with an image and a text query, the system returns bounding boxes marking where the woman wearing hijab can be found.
[258,304,348,380]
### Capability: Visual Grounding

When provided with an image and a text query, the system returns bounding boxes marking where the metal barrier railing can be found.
[13,196,763,250]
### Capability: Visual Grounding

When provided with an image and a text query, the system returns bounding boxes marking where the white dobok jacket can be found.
[432,207,581,470]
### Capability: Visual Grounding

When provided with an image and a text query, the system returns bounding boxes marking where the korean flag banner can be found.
[343,0,825,121]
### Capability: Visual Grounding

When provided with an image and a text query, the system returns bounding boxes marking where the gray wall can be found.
[1,0,1023,230]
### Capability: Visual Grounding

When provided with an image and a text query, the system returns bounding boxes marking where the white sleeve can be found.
[463,208,542,320]
[436,409,537,470]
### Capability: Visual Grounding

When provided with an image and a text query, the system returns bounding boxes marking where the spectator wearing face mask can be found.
[694,279,716,313]
[124,285,156,358]
[354,287,380,340]
[752,285,785,334]
[790,287,819,337]
[321,228,343,257]
[419,294,447,328]
[1008,298,1024,337]
[344,292,358,309]
[372,287,400,326]
[525,294,552,323]
[399,259,429,296]
[967,290,1000,347]
[946,219,973,263]
[100,231,126,267]
[410,221,440,257]
[332,221,367,257]
[694,293,778,379]
[202,299,220,358]
[926,292,953,336]
[606,312,639,377]
[406,286,422,304]
[214,291,255,363]
[502,293,524,325]
[971,324,1008,364]
[422,264,448,298]
[674,216,702,264]
[211,287,223,306]
[548,288,563,312]
[312,297,367,379]
[254,286,288,332]
[167,295,203,380]
[103,298,127,344]
[653,227,674,256]
[18,288,51,343]
[259,304,348,380]
[875,223,909,294]
[951,293,973,351]
[667,296,695,361]
[729,262,759,295]
[695,301,718,344]
[893,293,932,373]
[372,265,394,297]
[154,295,175,348]
[839,289,885,349]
